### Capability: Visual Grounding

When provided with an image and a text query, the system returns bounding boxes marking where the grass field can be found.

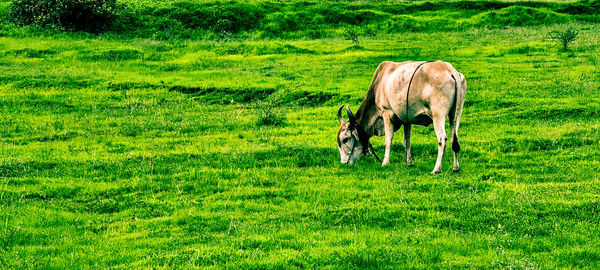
[1,0,600,268]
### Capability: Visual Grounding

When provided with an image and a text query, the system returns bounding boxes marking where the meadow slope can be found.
[1,1,600,269]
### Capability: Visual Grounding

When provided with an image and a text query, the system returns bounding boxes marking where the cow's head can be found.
[337,105,364,164]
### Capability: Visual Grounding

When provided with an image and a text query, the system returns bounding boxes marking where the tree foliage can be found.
[10,0,118,33]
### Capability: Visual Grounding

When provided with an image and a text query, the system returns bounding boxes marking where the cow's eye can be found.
[342,138,349,143]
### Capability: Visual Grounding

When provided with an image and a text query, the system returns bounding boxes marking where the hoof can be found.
[453,168,461,174]
[381,161,389,167]
[406,161,414,167]
[431,170,441,175]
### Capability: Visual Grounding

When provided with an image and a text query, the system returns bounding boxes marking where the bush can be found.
[254,91,287,127]
[343,26,360,45]
[10,0,118,33]
[549,26,579,51]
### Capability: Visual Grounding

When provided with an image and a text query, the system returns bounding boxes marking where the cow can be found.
[336,61,466,174]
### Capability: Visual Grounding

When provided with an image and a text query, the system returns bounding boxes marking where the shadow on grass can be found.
[0,146,339,179]
[169,85,351,106]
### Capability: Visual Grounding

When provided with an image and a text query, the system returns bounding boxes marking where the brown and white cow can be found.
[337,61,466,174]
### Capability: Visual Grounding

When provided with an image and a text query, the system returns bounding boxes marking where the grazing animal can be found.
[336,61,466,174]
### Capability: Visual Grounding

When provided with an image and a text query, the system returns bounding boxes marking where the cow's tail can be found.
[356,62,386,120]
[450,72,466,153]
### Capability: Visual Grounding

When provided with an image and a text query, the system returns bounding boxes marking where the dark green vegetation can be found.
[9,0,118,33]
[1,0,600,268]
[549,25,579,50]
[3,0,600,39]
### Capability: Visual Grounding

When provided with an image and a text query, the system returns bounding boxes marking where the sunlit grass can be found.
[0,22,599,268]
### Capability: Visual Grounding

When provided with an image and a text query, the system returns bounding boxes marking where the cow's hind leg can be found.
[431,114,447,175]
[403,124,413,167]
[449,111,461,173]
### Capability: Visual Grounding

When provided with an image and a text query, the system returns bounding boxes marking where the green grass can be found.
[1,4,600,268]
[4,0,600,39]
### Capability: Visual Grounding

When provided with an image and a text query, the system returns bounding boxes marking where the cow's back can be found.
[374,61,459,125]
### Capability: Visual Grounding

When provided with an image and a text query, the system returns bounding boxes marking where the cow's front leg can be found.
[403,124,413,167]
[431,114,447,174]
[382,113,394,166]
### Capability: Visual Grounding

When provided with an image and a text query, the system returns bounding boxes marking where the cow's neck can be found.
[355,101,379,138]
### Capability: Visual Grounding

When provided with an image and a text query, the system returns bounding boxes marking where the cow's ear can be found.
[337,104,345,124]
[346,105,356,125]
